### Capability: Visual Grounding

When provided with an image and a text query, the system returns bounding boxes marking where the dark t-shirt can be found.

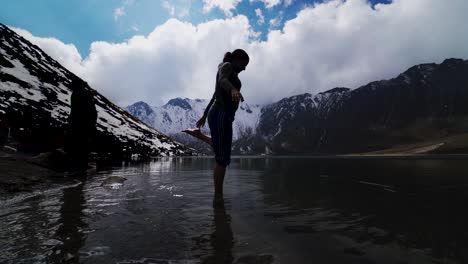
[204,62,242,119]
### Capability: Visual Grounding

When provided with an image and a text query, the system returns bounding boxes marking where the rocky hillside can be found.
[0,24,196,158]
[235,58,468,155]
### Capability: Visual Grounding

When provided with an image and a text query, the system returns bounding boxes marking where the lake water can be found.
[1,156,468,264]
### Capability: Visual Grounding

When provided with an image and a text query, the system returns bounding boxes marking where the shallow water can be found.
[2,157,468,263]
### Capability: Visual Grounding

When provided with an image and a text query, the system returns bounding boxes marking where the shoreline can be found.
[170,153,468,160]
[0,152,61,194]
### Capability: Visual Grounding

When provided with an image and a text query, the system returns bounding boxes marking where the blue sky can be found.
[2,0,465,107]
[1,0,389,57]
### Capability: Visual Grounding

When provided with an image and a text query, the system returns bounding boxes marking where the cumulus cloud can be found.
[11,27,84,75]
[203,0,242,16]
[13,0,468,107]
[255,8,265,25]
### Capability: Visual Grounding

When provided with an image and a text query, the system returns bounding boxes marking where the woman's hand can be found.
[196,115,207,128]
[231,88,244,103]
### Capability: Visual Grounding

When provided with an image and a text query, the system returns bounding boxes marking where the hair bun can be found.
[223,51,234,63]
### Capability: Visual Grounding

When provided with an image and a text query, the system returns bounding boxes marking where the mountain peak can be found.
[442,58,466,65]
[164,97,192,110]
[127,101,154,116]
[319,87,351,95]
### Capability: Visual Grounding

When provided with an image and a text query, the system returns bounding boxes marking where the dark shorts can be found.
[208,107,234,167]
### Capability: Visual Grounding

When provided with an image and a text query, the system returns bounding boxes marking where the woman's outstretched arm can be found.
[198,92,215,128]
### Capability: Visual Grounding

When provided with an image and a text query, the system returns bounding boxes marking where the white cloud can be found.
[114,0,136,21]
[11,27,83,75]
[163,0,192,18]
[12,0,468,108]
[203,0,242,16]
[284,0,293,7]
[269,10,283,29]
[178,7,190,18]
[114,7,126,20]
[250,30,262,40]
[262,0,282,9]
[269,17,281,29]
[255,8,265,25]
[163,1,176,16]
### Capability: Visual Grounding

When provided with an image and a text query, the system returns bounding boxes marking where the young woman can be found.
[182,49,249,207]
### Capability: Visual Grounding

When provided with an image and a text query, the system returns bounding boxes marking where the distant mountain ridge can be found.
[126,97,262,153]
[234,58,468,155]
[0,24,196,158]
[125,59,468,155]
[7,23,466,157]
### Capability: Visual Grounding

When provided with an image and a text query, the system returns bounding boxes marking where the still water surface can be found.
[1,157,468,264]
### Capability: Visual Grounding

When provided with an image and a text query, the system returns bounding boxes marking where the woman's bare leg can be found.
[213,162,226,207]
[183,128,225,207]
[214,163,226,197]
[182,128,213,146]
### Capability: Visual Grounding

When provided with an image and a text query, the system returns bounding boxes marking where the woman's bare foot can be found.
[182,128,203,139]
[182,128,213,146]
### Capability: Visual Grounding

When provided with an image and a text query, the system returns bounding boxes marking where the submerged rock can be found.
[29,149,68,172]
[101,176,128,186]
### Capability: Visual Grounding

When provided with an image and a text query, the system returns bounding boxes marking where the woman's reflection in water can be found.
[49,180,87,263]
[202,206,234,264]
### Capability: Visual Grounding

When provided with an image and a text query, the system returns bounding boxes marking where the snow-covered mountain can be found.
[256,88,350,144]
[231,89,350,154]
[234,58,468,155]
[0,23,196,158]
[126,57,468,156]
[126,98,262,140]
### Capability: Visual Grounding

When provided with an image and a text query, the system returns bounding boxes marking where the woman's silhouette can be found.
[183,49,249,207]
